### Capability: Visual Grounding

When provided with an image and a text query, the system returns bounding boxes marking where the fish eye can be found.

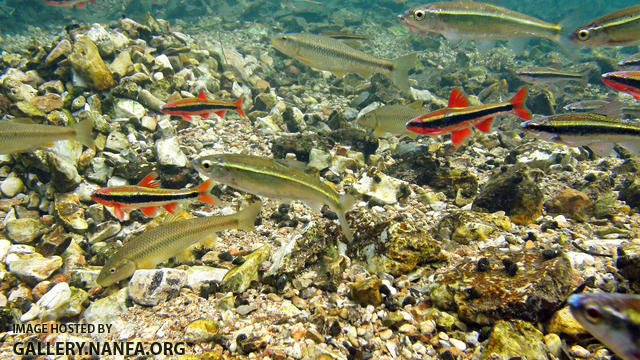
[585,304,601,322]
[413,9,425,21]
[202,160,212,169]
[577,29,590,41]
[109,267,116,273]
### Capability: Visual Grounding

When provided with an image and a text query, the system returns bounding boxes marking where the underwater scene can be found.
[1,0,640,359]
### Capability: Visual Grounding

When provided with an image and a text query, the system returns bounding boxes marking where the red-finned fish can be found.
[91,173,218,220]
[159,90,245,121]
[406,87,531,145]
[44,0,96,8]
[601,71,640,101]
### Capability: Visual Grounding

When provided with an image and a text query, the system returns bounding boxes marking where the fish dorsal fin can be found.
[593,101,622,118]
[138,173,160,188]
[276,158,307,171]
[448,88,469,107]
[197,90,208,100]
[408,101,423,111]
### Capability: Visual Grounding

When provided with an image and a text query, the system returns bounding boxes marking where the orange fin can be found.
[509,87,532,120]
[163,203,177,214]
[181,115,192,121]
[113,205,124,220]
[215,110,226,117]
[475,117,493,133]
[235,98,246,118]
[196,179,218,204]
[138,173,159,188]
[197,90,207,100]
[448,88,469,107]
[200,112,210,119]
[632,92,640,101]
[140,206,157,217]
[451,128,471,145]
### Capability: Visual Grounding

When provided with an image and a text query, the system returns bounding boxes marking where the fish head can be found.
[96,258,136,287]
[569,23,607,47]
[568,293,640,360]
[397,5,439,35]
[271,34,299,57]
[405,116,439,135]
[356,111,377,131]
[193,155,234,182]
[520,117,563,143]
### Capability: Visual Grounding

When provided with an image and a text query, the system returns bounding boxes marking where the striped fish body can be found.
[406,87,531,145]
[570,4,640,47]
[521,112,640,155]
[271,33,416,92]
[0,119,94,154]
[96,201,262,286]
[193,154,354,241]
[357,103,424,138]
[91,173,216,219]
[398,1,561,41]
[516,67,584,85]
[568,293,640,360]
[620,53,640,69]
[160,90,245,121]
[602,71,640,101]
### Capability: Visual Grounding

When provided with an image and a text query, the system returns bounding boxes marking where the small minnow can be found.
[44,0,96,7]
[620,54,640,69]
[563,100,610,112]
[602,71,640,101]
[570,4,640,47]
[0,119,94,154]
[91,173,218,220]
[271,33,416,93]
[357,102,423,138]
[516,67,585,85]
[521,102,640,156]
[568,293,640,360]
[160,90,245,121]
[97,200,262,286]
[397,1,561,42]
[193,154,355,241]
[321,31,369,41]
[406,87,531,145]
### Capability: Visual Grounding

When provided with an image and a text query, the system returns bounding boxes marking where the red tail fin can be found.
[509,87,531,120]
[235,98,246,118]
[196,179,218,204]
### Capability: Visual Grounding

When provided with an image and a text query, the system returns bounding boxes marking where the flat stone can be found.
[6,218,47,243]
[481,320,548,360]
[186,265,227,292]
[350,276,382,306]
[84,288,128,329]
[1,175,24,197]
[184,319,220,343]
[128,268,187,306]
[221,244,271,293]
[113,98,146,120]
[6,253,63,284]
[155,137,188,167]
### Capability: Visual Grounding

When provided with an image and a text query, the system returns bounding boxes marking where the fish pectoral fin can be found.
[593,101,623,118]
[299,56,314,65]
[475,117,494,133]
[140,206,158,217]
[215,110,226,117]
[163,203,178,214]
[451,128,471,145]
[113,205,125,220]
[305,199,326,214]
[331,69,346,77]
[199,232,218,247]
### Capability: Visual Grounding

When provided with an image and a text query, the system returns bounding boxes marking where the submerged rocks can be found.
[68,36,115,91]
[545,188,592,220]
[128,268,187,306]
[480,320,549,360]
[429,248,573,325]
[221,244,270,293]
[473,164,543,225]
[350,276,382,306]
[5,249,63,284]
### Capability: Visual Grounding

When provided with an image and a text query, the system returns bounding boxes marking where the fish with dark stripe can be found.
[160,90,245,121]
[570,4,640,47]
[91,173,218,220]
[521,103,640,156]
[406,87,531,145]
[602,71,640,101]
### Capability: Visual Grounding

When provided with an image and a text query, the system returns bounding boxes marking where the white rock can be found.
[353,171,406,205]
[1,175,24,197]
[0,239,10,262]
[449,338,467,352]
[84,288,128,336]
[154,54,173,72]
[86,24,115,56]
[308,148,331,171]
[114,99,146,120]
[105,131,130,152]
[141,116,157,131]
[157,118,175,137]
[155,137,188,167]
[186,266,227,292]
[6,253,62,283]
[128,268,187,306]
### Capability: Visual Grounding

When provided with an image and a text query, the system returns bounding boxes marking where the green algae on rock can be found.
[350,276,382,306]
[68,36,115,91]
[221,244,271,293]
[480,319,549,360]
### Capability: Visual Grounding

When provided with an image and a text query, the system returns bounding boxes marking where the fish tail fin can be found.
[509,87,532,120]
[72,119,95,149]
[196,179,219,204]
[338,193,355,241]
[235,98,246,118]
[236,200,262,231]
[390,52,417,93]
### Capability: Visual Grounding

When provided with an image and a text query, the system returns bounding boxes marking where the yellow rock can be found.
[547,306,586,336]
[68,36,115,91]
